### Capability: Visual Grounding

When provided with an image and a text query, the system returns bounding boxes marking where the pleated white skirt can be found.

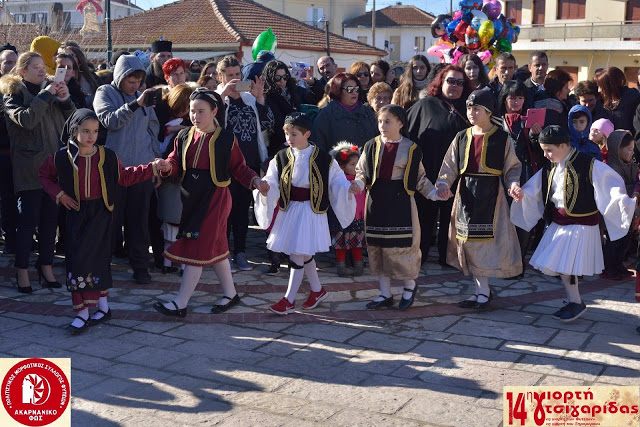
[529,222,603,276]
[266,201,331,256]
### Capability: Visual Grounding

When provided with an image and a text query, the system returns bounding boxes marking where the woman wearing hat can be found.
[435,90,523,311]
[154,88,270,318]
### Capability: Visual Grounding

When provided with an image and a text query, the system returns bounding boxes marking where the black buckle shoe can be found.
[88,309,112,326]
[366,295,394,310]
[68,316,89,335]
[211,294,241,314]
[458,295,478,308]
[399,287,418,311]
[473,291,493,311]
[153,301,187,318]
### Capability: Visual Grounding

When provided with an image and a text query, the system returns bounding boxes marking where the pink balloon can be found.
[482,0,502,20]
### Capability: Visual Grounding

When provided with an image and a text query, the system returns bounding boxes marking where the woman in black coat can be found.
[407,64,472,266]
[594,67,640,134]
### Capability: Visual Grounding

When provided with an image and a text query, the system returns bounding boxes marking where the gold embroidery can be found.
[67,151,81,211]
[84,156,90,198]
[404,143,417,196]
[309,146,326,213]
[279,148,294,211]
[181,126,227,186]
[459,128,473,175]
[97,146,114,212]
[164,250,230,265]
[480,125,501,175]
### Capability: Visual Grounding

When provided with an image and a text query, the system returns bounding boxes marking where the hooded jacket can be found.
[606,130,637,196]
[0,74,75,193]
[93,55,159,166]
[568,104,601,161]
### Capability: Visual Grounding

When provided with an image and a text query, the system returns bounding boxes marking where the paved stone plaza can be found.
[1,228,639,426]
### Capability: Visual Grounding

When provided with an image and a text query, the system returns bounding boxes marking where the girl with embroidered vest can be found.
[39,109,160,335]
[254,113,359,315]
[154,88,270,318]
[511,125,635,322]
[355,104,440,311]
[436,90,523,311]
[329,142,367,277]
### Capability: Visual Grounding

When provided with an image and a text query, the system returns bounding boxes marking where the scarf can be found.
[23,80,41,96]
[337,100,360,112]
[60,108,99,170]
[413,77,428,91]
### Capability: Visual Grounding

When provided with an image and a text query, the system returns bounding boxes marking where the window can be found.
[31,12,47,26]
[12,13,28,23]
[557,0,586,19]
[357,36,368,44]
[307,7,324,29]
[415,36,425,51]
[506,1,523,25]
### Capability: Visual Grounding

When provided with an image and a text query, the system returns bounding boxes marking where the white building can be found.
[343,5,436,62]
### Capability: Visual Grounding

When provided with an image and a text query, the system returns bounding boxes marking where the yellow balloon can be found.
[478,20,494,47]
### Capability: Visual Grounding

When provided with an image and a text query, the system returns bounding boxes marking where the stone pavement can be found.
[1,227,640,426]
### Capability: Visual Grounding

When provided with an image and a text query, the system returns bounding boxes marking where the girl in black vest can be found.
[39,109,159,334]
[254,113,360,315]
[435,90,523,311]
[355,105,440,311]
[512,126,636,322]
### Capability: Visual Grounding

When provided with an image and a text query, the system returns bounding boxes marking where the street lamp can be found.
[318,15,330,56]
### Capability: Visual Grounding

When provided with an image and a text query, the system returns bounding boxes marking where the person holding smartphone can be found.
[93,54,160,284]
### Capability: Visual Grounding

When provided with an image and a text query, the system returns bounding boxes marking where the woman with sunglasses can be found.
[311,72,377,152]
[349,61,371,103]
[261,60,314,157]
[407,65,473,267]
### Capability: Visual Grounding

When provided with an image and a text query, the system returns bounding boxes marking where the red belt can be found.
[551,207,599,226]
[290,185,310,202]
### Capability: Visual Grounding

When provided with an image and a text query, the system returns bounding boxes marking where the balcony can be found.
[519,21,640,41]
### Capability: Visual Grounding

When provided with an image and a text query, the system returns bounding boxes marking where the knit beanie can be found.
[591,118,614,139]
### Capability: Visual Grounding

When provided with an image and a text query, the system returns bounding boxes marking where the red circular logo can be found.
[2,358,70,426]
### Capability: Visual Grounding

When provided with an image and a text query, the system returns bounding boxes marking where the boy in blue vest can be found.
[511,125,634,322]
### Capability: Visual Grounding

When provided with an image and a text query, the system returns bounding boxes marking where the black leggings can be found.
[15,189,58,269]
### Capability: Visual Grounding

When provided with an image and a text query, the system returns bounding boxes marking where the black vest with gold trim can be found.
[457,126,507,176]
[175,126,234,187]
[542,149,597,217]
[54,146,118,212]
[275,144,331,213]
[362,136,422,196]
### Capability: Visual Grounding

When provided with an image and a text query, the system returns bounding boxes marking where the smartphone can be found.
[145,90,162,106]
[234,81,252,92]
[525,108,546,129]
[290,62,308,79]
[54,67,66,83]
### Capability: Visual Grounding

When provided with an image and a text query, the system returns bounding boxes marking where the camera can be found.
[145,90,162,106]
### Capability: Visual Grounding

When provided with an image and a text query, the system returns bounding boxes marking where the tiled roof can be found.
[0,24,42,53]
[343,5,435,28]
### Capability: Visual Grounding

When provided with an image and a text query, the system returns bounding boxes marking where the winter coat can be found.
[606,86,640,133]
[93,55,159,166]
[310,100,377,152]
[533,91,568,130]
[0,75,75,193]
[607,130,638,196]
[568,104,601,161]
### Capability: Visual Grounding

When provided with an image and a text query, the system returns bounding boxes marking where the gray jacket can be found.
[311,100,378,152]
[1,75,75,193]
[93,55,159,166]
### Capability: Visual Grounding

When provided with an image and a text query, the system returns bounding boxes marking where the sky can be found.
[138,0,453,16]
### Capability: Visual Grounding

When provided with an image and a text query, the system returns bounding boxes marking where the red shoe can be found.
[302,287,328,310]
[599,272,622,281]
[269,298,295,315]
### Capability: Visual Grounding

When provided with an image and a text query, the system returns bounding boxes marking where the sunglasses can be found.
[445,77,465,87]
[274,74,289,82]
[355,72,369,77]
[342,86,360,94]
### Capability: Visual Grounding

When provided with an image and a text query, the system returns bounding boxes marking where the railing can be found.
[519,21,640,41]
[302,20,324,29]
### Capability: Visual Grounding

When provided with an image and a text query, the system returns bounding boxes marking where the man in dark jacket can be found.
[303,56,337,104]
[486,53,516,101]
[145,40,172,88]
[0,43,17,254]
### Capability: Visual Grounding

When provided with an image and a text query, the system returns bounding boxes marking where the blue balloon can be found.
[446,18,460,38]
[492,18,503,36]
[506,27,515,42]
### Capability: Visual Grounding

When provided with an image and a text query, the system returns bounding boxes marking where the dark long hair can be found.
[459,54,489,88]
[498,80,528,115]
[59,42,100,94]
[377,104,409,138]
[262,60,297,96]
[593,67,627,110]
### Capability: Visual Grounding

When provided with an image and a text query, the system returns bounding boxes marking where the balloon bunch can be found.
[252,28,277,61]
[427,0,520,67]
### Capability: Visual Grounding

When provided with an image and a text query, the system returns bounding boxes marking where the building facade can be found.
[504,0,640,86]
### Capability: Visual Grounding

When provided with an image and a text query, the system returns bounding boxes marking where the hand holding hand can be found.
[348,181,362,194]
[436,185,453,200]
[152,175,162,188]
[59,193,78,210]
[155,158,171,172]
[255,179,270,196]
[509,182,523,202]
[530,122,542,135]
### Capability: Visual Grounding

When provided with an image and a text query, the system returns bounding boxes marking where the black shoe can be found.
[153,301,187,318]
[266,264,280,276]
[14,273,33,294]
[458,295,478,308]
[133,268,152,284]
[87,309,112,326]
[161,266,179,274]
[211,294,241,314]
[68,316,89,335]
[473,291,493,311]
[555,301,587,323]
[366,295,394,310]
[35,261,62,288]
[399,286,418,311]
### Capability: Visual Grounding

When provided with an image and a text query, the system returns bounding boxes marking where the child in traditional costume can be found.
[154,88,269,317]
[511,125,635,322]
[39,109,159,334]
[355,104,439,311]
[435,90,523,311]
[254,113,359,315]
[329,142,366,277]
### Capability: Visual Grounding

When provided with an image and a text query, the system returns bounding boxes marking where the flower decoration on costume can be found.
[329,141,361,166]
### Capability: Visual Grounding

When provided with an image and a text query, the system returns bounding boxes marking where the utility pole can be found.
[106,0,112,65]
[372,0,376,48]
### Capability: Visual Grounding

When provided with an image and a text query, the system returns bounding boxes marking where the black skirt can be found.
[365,179,412,248]
[65,199,113,292]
